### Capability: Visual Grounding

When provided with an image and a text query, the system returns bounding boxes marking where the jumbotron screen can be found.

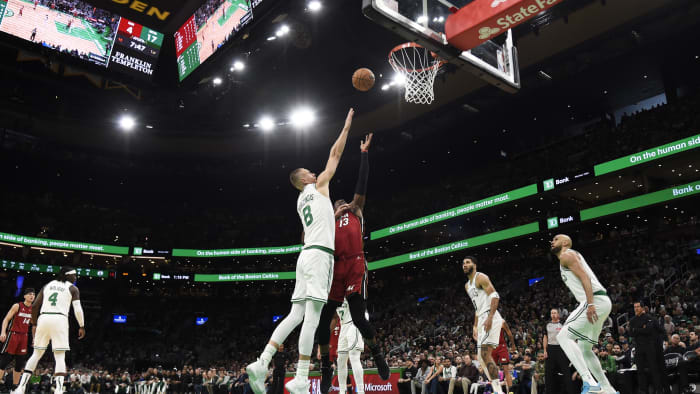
[175,0,252,81]
[0,0,163,79]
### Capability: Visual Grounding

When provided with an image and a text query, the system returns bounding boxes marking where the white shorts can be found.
[34,314,70,351]
[477,312,503,349]
[338,323,364,353]
[560,294,611,346]
[291,247,334,304]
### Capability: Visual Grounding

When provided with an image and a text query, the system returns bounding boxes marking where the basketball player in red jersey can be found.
[0,288,35,390]
[490,320,516,391]
[316,133,390,394]
[33,0,37,10]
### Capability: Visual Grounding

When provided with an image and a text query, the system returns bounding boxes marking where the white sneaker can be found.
[285,377,310,394]
[246,359,267,394]
[11,387,26,394]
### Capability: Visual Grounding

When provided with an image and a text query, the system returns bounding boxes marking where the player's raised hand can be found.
[586,305,598,324]
[334,203,351,218]
[360,133,373,152]
[344,108,355,130]
[78,327,86,339]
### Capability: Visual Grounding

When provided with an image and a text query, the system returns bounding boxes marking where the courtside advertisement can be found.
[284,370,401,394]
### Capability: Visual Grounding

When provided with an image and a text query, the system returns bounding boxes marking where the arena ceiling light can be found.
[308,1,321,12]
[213,77,223,85]
[233,61,245,71]
[276,25,290,37]
[119,115,136,132]
[290,107,315,129]
[259,116,275,132]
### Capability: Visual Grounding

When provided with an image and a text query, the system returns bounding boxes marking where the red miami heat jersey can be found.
[10,303,32,333]
[335,210,364,259]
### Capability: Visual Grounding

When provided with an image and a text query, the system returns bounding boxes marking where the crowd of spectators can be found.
[2,225,698,394]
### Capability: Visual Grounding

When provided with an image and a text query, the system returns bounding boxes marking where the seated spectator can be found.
[514,353,535,394]
[533,352,545,393]
[438,357,457,394]
[456,355,478,394]
[398,359,417,394]
[667,334,687,354]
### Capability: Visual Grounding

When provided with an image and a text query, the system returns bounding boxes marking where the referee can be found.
[543,308,577,394]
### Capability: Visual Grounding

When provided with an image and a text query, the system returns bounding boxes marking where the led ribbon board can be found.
[0,232,129,255]
[173,245,301,258]
[594,134,700,176]
[194,271,295,282]
[580,180,700,221]
[370,184,538,240]
[1,260,111,278]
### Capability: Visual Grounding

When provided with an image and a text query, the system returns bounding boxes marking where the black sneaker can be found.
[320,365,333,394]
[373,351,390,380]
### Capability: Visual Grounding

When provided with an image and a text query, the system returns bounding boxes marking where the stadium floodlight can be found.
[416,15,428,24]
[381,84,390,91]
[213,77,223,85]
[392,73,406,86]
[233,61,245,71]
[259,116,275,131]
[119,115,136,132]
[290,107,315,129]
[308,1,321,11]
[267,36,277,41]
[276,25,290,37]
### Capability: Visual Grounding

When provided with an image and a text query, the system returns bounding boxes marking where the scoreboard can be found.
[108,17,164,79]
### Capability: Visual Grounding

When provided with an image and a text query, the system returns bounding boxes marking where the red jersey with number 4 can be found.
[10,303,32,334]
[335,211,364,259]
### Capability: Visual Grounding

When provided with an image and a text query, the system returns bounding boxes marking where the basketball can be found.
[352,68,375,91]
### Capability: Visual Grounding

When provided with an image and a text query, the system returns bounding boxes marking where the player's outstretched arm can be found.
[0,304,19,342]
[316,108,354,196]
[351,133,373,215]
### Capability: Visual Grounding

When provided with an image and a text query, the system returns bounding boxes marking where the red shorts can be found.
[491,345,510,364]
[329,255,367,303]
[1,331,29,355]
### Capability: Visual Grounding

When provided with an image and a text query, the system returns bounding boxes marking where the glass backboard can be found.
[363,0,520,93]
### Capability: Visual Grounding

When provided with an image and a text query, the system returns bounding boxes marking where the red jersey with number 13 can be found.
[335,211,364,260]
[10,303,32,333]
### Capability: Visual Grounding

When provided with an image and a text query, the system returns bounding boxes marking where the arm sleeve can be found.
[354,151,369,196]
[72,300,85,327]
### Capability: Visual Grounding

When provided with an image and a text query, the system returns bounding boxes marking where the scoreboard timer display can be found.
[108,18,164,79]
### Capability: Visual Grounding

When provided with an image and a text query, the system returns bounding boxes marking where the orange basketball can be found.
[352,68,375,92]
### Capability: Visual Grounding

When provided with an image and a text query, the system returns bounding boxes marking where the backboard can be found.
[363,0,520,93]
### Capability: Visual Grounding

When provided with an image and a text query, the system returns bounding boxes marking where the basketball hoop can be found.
[388,43,445,105]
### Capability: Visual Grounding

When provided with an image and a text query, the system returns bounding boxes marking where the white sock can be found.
[16,372,32,393]
[581,343,615,392]
[54,375,65,394]
[338,353,349,393]
[349,351,364,392]
[260,344,277,367]
[296,359,310,380]
[558,330,597,385]
[490,380,503,394]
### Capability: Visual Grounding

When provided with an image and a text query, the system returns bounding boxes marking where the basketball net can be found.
[388,43,444,105]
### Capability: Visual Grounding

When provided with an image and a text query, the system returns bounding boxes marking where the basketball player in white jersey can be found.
[551,234,618,394]
[336,299,365,394]
[462,256,505,394]
[13,267,86,394]
[247,108,355,394]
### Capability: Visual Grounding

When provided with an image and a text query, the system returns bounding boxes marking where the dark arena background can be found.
[0,0,699,394]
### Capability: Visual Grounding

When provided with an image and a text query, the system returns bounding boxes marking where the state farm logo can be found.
[477,0,562,40]
[478,26,500,39]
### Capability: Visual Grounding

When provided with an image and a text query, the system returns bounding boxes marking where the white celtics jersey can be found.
[337,300,353,325]
[466,272,497,317]
[297,184,335,250]
[40,280,74,316]
[560,249,606,304]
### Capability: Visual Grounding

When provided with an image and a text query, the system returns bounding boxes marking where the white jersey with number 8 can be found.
[40,280,74,316]
[296,184,335,250]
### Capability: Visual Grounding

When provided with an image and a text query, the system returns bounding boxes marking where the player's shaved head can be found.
[557,234,573,247]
